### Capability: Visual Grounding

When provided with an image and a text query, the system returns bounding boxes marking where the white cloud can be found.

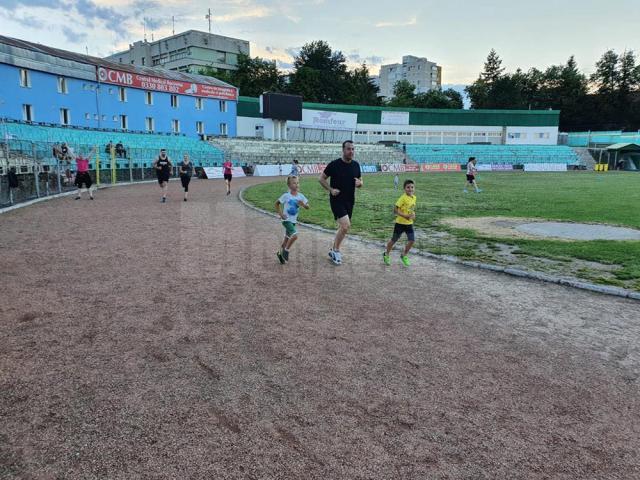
[375,16,417,28]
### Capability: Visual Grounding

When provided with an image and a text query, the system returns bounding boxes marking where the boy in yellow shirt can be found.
[383,179,416,266]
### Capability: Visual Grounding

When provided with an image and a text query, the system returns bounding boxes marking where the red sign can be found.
[298,163,327,175]
[405,164,420,172]
[420,163,461,172]
[97,66,237,101]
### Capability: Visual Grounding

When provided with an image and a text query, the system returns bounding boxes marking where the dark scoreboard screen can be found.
[261,93,303,121]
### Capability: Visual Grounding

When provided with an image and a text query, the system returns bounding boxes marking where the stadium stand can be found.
[403,144,582,166]
[1,121,226,169]
[209,137,407,165]
[566,131,640,147]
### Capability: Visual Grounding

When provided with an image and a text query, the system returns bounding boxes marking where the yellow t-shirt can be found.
[394,193,417,225]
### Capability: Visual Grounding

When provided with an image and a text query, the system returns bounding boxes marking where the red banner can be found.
[420,163,461,172]
[97,66,237,101]
[298,163,327,175]
[405,164,420,172]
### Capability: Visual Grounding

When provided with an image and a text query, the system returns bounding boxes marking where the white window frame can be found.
[119,87,127,102]
[19,69,31,88]
[220,123,228,135]
[145,91,153,105]
[57,77,68,94]
[219,100,227,113]
[196,121,204,134]
[120,115,128,130]
[171,95,179,108]
[195,98,204,110]
[145,117,155,132]
[60,108,70,125]
[172,119,180,133]
[22,104,34,122]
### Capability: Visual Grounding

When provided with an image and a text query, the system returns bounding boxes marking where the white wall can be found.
[504,126,559,145]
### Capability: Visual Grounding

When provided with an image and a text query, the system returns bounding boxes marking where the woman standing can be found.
[74,147,96,200]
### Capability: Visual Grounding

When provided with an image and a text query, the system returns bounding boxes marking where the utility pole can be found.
[172,15,175,35]
[205,8,212,34]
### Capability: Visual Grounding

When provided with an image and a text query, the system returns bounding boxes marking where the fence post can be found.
[56,156,62,193]
[129,152,133,183]
[96,150,101,187]
[32,143,40,198]
[111,144,116,185]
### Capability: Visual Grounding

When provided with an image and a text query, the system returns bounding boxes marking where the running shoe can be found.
[161,197,166,203]
[226,191,230,196]
[383,252,391,266]
[334,250,343,265]
[282,249,289,262]
[184,198,187,202]
[276,250,286,264]
[74,196,81,200]
[328,249,340,265]
[89,196,94,200]
[463,189,468,193]
[400,255,410,267]
[476,189,483,193]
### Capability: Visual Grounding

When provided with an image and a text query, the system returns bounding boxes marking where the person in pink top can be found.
[74,147,96,200]
[223,160,233,195]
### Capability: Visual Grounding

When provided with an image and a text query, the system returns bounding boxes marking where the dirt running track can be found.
[1,177,639,480]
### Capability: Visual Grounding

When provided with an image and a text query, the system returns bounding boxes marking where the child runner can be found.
[153,149,172,203]
[464,157,482,193]
[275,176,310,264]
[178,153,195,202]
[383,179,417,267]
[393,173,400,190]
[74,147,96,200]
[223,159,233,195]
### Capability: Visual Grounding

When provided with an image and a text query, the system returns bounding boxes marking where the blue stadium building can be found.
[0,35,238,138]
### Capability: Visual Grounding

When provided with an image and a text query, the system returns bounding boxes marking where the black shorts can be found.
[74,172,92,188]
[391,223,415,242]
[224,173,232,181]
[180,175,191,191]
[330,197,354,220]
[466,174,475,184]
[157,173,170,184]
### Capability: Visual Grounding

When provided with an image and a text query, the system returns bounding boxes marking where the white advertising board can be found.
[202,167,246,178]
[381,111,410,125]
[524,163,567,172]
[300,109,357,131]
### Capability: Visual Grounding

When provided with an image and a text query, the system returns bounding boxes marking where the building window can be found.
[220,123,228,135]
[85,113,90,120]
[219,100,227,113]
[19,69,31,87]
[109,88,114,94]
[145,117,155,132]
[195,98,203,110]
[141,57,146,66]
[119,87,127,102]
[22,104,33,122]
[145,91,153,105]
[60,108,70,125]
[120,115,128,129]
[172,119,180,133]
[171,95,179,108]
[196,121,204,134]
[112,115,118,122]
[57,77,68,94]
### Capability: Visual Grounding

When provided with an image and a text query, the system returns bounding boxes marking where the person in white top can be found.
[275,176,310,264]
[464,157,482,193]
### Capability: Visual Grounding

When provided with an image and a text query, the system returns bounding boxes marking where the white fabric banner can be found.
[253,164,286,177]
[300,109,357,131]
[524,163,568,172]
[202,167,246,178]
[381,111,410,125]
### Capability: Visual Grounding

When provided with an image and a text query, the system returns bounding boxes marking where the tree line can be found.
[201,40,640,131]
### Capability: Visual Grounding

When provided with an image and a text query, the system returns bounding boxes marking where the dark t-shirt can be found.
[178,161,193,176]
[323,158,361,204]
[156,156,171,175]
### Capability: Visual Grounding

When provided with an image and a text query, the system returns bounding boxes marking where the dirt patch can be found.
[441,216,561,240]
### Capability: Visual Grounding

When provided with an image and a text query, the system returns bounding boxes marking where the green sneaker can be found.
[276,250,286,264]
[400,255,410,267]
[383,252,391,266]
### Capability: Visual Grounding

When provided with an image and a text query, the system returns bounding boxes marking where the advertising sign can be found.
[202,167,246,179]
[420,163,462,172]
[97,67,237,101]
[300,109,357,131]
[381,111,410,125]
[524,163,567,172]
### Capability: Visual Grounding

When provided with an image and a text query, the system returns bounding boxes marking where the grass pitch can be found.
[244,172,640,291]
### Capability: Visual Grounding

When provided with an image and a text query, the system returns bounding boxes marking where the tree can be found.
[591,50,620,95]
[386,80,416,107]
[199,53,283,97]
[466,49,506,108]
[343,63,381,105]
[481,49,505,83]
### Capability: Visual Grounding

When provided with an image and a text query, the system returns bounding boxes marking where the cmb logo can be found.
[98,67,133,85]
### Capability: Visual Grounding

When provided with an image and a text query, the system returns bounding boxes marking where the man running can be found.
[153,148,172,203]
[319,140,363,265]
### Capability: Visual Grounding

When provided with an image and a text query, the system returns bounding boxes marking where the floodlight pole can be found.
[206,9,212,34]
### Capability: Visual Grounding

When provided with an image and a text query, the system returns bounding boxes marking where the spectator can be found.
[290,159,300,176]
[115,141,126,158]
[52,143,63,161]
[60,143,72,161]
[8,166,19,204]
[105,141,114,155]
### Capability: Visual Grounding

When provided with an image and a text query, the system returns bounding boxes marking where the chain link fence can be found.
[0,139,213,208]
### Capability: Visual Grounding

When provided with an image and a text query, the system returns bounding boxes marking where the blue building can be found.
[0,35,237,138]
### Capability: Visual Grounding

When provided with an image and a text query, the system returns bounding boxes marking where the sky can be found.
[0,0,639,86]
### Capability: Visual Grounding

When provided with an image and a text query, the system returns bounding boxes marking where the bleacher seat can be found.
[403,144,581,166]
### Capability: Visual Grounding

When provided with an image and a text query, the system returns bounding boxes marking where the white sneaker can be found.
[333,250,343,265]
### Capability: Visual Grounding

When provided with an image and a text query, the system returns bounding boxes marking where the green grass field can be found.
[244,172,640,290]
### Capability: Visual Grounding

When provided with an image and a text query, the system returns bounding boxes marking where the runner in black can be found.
[178,153,195,202]
[153,149,172,203]
[318,140,363,265]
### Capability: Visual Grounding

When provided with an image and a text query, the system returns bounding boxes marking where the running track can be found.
[1,177,638,479]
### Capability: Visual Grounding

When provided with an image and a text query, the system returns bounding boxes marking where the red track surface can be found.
[1,177,639,479]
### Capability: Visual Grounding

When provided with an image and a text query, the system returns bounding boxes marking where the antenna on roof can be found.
[143,18,147,41]
[85,46,89,55]
[205,8,212,34]
[172,15,175,35]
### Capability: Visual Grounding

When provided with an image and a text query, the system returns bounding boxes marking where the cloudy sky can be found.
[0,0,638,85]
